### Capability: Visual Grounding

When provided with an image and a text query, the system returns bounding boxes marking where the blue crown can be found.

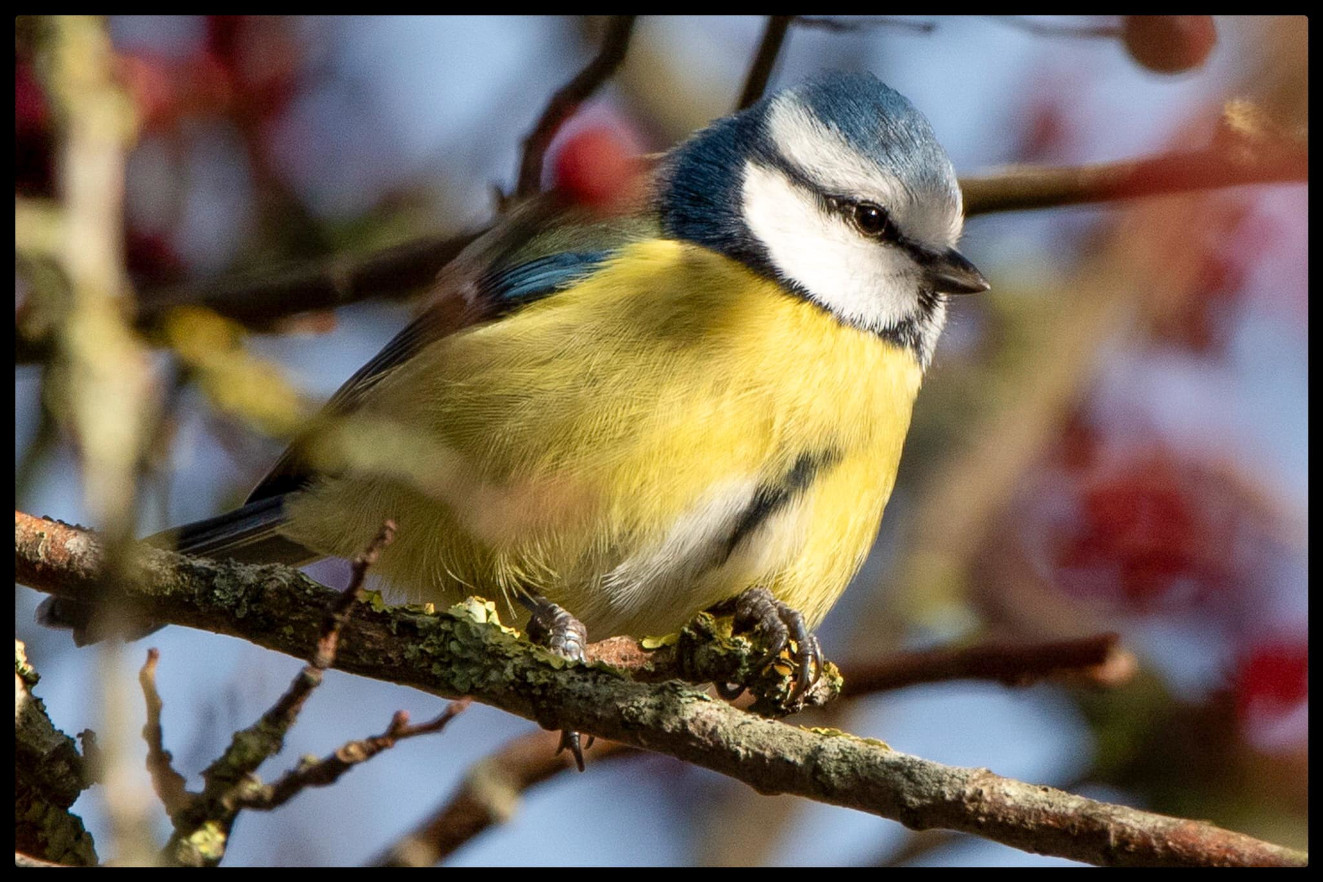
[658,72,958,269]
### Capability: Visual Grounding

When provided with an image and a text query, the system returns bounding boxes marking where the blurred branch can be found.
[964,110,1307,215]
[139,230,482,330]
[794,16,937,34]
[32,15,160,867]
[16,512,1306,868]
[137,649,190,820]
[374,729,633,867]
[38,16,152,544]
[15,230,482,365]
[514,15,637,200]
[736,16,793,110]
[17,102,1303,369]
[991,15,1122,39]
[840,633,1135,697]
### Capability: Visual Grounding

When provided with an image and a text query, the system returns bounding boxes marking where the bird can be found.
[42,71,986,747]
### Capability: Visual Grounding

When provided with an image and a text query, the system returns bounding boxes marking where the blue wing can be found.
[477,250,614,309]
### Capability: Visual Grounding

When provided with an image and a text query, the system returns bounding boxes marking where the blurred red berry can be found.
[1238,641,1308,712]
[1236,640,1307,747]
[15,56,54,196]
[118,53,179,131]
[125,229,185,286]
[205,15,299,121]
[1123,16,1217,74]
[117,50,234,134]
[552,125,638,209]
[1051,448,1270,610]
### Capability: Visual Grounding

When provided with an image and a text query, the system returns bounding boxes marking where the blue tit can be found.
[45,72,987,686]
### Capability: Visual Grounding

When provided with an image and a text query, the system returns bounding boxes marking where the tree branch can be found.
[514,15,637,200]
[840,633,1136,696]
[793,16,937,35]
[963,122,1306,215]
[137,648,191,820]
[17,105,1302,367]
[736,16,793,111]
[233,702,469,813]
[373,729,633,866]
[991,15,1123,39]
[139,230,482,331]
[376,632,1134,863]
[16,511,1306,868]
[14,640,98,866]
[130,520,471,866]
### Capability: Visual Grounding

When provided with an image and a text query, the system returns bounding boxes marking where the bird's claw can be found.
[715,587,824,704]
[522,592,591,771]
[556,729,596,771]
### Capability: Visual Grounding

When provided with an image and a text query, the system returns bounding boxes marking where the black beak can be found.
[921,247,989,295]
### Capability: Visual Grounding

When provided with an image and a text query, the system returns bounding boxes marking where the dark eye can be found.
[850,202,894,239]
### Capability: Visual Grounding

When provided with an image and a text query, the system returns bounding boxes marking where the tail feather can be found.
[149,494,317,566]
[37,494,320,644]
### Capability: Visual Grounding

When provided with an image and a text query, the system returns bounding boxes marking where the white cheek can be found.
[742,161,918,333]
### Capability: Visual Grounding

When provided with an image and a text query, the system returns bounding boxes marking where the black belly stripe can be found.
[722,449,842,562]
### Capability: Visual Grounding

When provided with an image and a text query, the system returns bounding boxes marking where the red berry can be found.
[1123,16,1217,74]
[551,125,637,209]
[1236,640,1308,728]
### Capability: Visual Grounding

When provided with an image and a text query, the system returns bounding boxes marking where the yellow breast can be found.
[284,239,924,638]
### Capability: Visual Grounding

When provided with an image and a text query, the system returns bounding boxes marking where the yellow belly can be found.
[284,239,924,638]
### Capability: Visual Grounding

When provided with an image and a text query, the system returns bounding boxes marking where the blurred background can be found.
[15,16,1307,867]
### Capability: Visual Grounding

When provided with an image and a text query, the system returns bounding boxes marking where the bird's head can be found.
[658,71,988,368]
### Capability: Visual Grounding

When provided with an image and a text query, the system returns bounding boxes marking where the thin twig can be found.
[794,16,937,34]
[155,519,397,866]
[992,15,1123,39]
[137,649,191,819]
[219,520,396,775]
[374,728,631,866]
[234,700,470,811]
[311,519,396,670]
[737,16,793,110]
[514,15,637,200]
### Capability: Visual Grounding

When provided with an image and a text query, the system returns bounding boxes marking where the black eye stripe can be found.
[756,155,909,247]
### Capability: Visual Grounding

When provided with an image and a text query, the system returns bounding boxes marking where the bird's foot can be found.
[521,593,593,771]
[708,587,827,711]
